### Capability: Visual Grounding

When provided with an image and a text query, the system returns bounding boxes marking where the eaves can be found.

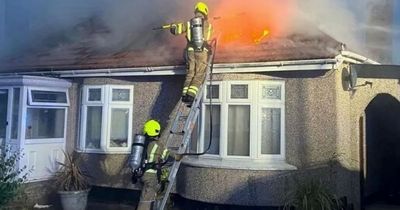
[0,51,378,78]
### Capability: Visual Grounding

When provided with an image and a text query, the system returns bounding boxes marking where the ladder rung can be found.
[169,130,185,135]
[167,146,179,151]
[178,116,188,120]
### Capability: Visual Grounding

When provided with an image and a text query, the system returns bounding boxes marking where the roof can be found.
[0,21,343,73]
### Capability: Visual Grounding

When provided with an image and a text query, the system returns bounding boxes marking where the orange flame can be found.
[212,0,295,46]
[254,29,270,44]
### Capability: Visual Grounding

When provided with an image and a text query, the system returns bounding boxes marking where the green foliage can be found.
[283,179,340,210]
[0,146,28,207]
[55,151,90,191]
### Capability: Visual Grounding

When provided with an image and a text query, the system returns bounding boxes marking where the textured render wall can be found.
[66,81,80,154]
[177,71,342,206]
[66,76,184,189]
[335,64,400,209]
[62,69,400,207]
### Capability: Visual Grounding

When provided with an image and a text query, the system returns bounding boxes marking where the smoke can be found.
[296,0,397,63]
[0,0,398,64]
[0,0,197,58]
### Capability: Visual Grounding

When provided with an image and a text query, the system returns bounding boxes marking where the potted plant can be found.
[55,151,90,210]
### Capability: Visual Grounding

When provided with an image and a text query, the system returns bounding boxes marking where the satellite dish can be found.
[349,68,358,89]
[342,67,358,90]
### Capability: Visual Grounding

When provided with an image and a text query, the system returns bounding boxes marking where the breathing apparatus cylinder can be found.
[190,17,204,50]
[129,134,146,172]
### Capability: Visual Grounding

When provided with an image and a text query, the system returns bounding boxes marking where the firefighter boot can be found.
[185,94,195,107]
[181,95,189,103]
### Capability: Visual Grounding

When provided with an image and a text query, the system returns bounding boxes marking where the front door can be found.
[0,89,9,151]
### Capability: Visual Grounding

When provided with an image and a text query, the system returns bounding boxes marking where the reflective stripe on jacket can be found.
[146,141,170,173]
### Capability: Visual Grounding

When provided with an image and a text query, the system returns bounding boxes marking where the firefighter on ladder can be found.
[135,120,182,210]
[169,2,213,105]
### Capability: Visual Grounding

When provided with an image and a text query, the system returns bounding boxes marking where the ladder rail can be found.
[158,79,206,210]
[157,39,217,210]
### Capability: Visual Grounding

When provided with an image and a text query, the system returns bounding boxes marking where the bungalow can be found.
[1,22,400,210]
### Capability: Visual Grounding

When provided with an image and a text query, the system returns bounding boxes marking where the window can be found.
[26,108,65,139]
[28,88,69,106]
[25,87,68,142]
[196,81,285,161]
[80,85,133,153]
[11,88,20,139]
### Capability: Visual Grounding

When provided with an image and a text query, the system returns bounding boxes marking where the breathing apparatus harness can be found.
[190,16,205,51]
[129,135,171,184]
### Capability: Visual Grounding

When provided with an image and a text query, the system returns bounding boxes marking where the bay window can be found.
[195,80,285,161]
[79,85,133,153]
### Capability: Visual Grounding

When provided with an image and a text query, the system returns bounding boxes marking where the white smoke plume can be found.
[296,0,398,63]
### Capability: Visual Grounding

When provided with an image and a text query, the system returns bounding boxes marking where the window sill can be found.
[25,139,64,145]
[75,149,130,155]
[183,156,297,171]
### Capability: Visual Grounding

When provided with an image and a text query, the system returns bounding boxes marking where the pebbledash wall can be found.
[58,61,400,208]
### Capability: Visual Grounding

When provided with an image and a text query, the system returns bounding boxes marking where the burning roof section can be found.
[0,32,342,72]
[0,0,343,72]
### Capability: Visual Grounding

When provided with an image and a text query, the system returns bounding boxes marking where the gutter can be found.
[340,50,380,65]
[0,58,337,78]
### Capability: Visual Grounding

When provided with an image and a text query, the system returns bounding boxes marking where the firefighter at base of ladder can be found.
[169,2,213,105]
[134,120,183,210]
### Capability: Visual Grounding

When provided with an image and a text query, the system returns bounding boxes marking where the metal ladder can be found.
[157,47,215,210]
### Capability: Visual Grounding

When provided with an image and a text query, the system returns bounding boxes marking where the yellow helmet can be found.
[195,2,208,16]
[143,120,161,137]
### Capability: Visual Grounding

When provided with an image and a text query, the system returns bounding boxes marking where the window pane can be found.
[110,108,129,147]
[206,85,219,99]
[261,108,281,154]
[228,105,250,156]
[88,88,101,101]
[204,105,220,155]
[11,88,20,139]
[26,108,65,139]
[85,106,102,149]
[31,90,67,103]
[231,85,248,99]
[262,85,281,100]
[0,89,8,141]
[112,89,130,101]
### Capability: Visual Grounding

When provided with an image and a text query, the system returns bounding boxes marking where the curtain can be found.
[204,105,220,155]
[86,106,102,149]
[261,108,281,154]
[228,105,250,156]
[110,108,129,147]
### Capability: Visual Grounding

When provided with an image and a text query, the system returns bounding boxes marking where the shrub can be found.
[283,179,340,210]
[0,146,28,207]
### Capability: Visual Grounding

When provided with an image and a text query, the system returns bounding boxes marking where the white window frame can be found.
[257,81,285,161]
[27,87,69,106]
[79,85,134,154]
[198,81,223,158]
[24,86,68,145]
[198,80,285,161]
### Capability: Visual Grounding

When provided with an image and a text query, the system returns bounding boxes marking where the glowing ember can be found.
[212,0,295,46]
[254,29,270,44]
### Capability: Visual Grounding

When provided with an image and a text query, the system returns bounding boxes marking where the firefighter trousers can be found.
[137,172,158,210]
[183,50,209,98]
